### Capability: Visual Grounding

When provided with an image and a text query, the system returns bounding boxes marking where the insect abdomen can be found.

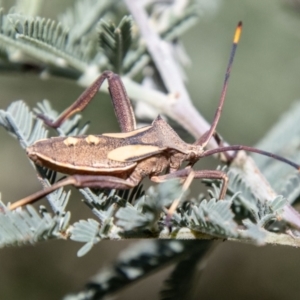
[27,135,136,175]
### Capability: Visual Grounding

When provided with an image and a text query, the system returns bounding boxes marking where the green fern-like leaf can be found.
[0,100,48,148]
[0,200,70,247]
[70,219,101,257]
[98,15,132,74]
[116,180,183,232]
[58,0,116,44]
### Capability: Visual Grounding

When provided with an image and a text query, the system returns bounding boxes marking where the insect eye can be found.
[188,152,197,160]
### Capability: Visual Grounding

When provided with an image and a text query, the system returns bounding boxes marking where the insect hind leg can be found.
[9,175,137,210]
[37,71,136,132]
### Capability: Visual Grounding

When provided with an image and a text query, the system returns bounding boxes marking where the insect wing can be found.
[107,145,166,162]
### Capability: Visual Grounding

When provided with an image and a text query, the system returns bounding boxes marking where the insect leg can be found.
[9,175,136,210]
[151,169,228,200]
[152,168,228,226]
[38,71,136,132]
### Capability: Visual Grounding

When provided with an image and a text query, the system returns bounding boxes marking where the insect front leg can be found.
[151,168,228,200]
[9,174,137,210]
[38,71,136,132]
[151,168,228,224]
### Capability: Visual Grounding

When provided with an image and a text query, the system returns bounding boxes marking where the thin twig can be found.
[103,226,300,248]
[123,0,220,148]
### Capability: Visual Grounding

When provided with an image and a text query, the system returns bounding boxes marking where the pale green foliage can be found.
[0,1,299,299]
[0,0,201,77]
[98,16,132,73]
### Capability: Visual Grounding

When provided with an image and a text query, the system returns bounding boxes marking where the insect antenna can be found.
[195,21,242,148]
[201,145,300,171]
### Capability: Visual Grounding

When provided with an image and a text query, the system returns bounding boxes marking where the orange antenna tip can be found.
[233,21,243,44]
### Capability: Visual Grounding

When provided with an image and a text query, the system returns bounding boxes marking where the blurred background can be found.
[1,0,300,299]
